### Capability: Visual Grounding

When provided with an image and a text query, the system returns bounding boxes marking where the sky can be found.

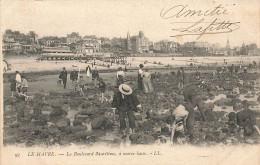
[1,0,259,47]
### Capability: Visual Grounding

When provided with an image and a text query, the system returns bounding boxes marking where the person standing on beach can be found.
[70,69,78,84]
[86,65,92,78]
[10,78,16,97]
[142,69,153,94]
[243,66,248,73]
[124,64,128,72]
[137,64,144,90]
[112,84,142,136]
[116,67,125,86]
[59,67,67,89]
[92,67,99,87]
[15,71,22,93]
[177,67,185,93]
[98,77,106,103]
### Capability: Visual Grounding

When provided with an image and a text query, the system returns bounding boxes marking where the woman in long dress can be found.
[142,69,153,94]
[137,64,144,90]
[86,65,91,78]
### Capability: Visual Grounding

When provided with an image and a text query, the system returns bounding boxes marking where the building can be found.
[226,39,231,55]
[67,32,81,44]
[179,42,211,56]
[40,37,62,47]
[125,31,131,51]
[76,38,101,55]
[22,45,39,53]
[3,30,39,45]
[130,31,150,53]
[3,43,23,54]
[111,37,126,52]
[28,31,39,44]
[153,40,179,53]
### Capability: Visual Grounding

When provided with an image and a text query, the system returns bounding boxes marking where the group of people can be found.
[137,64,154,94]
[58,66,107,102]
[111,63,260,144]
[10,71,28,98]
[11,61,259,144]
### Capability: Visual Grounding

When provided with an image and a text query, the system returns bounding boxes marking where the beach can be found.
[3,60,260,146]
[3,55,260,73]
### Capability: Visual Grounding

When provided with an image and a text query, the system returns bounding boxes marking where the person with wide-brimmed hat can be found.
[112,84,141,136]
[137,64,144,90]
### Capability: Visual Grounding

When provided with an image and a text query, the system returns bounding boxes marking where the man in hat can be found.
[59,67,67,89]
[137,64,144,90]
[112,84,141,136]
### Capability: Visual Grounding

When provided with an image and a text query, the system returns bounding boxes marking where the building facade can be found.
[76,39,101,55]
[130,31,149,53]
[67,32,81,44]
[153,40,179,53]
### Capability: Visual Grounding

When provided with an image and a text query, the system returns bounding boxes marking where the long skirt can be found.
[87,68,90,78]
[142,77,153,93]
[137,75,143,90]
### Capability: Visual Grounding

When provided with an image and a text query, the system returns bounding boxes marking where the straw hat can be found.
[119,84,133,95]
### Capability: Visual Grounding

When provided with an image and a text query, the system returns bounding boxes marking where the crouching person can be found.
[20,75,28,95]
[167,102,189,145]
[228,101,260,136]
[112,84,141,137]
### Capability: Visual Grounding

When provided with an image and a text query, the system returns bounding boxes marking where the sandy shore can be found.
[3,55,260,74]
[3,62,260,147]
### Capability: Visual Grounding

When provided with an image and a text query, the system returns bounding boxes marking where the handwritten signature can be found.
[160,4,240,39]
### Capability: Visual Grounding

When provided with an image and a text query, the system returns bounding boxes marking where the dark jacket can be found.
[99,80,106,93]
[112,92,140,112]
[177,69,185,82]
[70,71,78,81]
[92,70,99,79]
[59,70,67,80]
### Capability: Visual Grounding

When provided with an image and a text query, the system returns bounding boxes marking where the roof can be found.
[12,43,22,46]
[22,45,34,47]
[42,49,72,53]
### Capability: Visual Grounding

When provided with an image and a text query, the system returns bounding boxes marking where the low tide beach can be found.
[3,56,260,147]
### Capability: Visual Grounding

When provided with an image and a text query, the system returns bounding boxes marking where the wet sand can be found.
[3,65,260,147]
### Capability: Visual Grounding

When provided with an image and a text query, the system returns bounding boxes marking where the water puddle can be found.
[205,94,227,103]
